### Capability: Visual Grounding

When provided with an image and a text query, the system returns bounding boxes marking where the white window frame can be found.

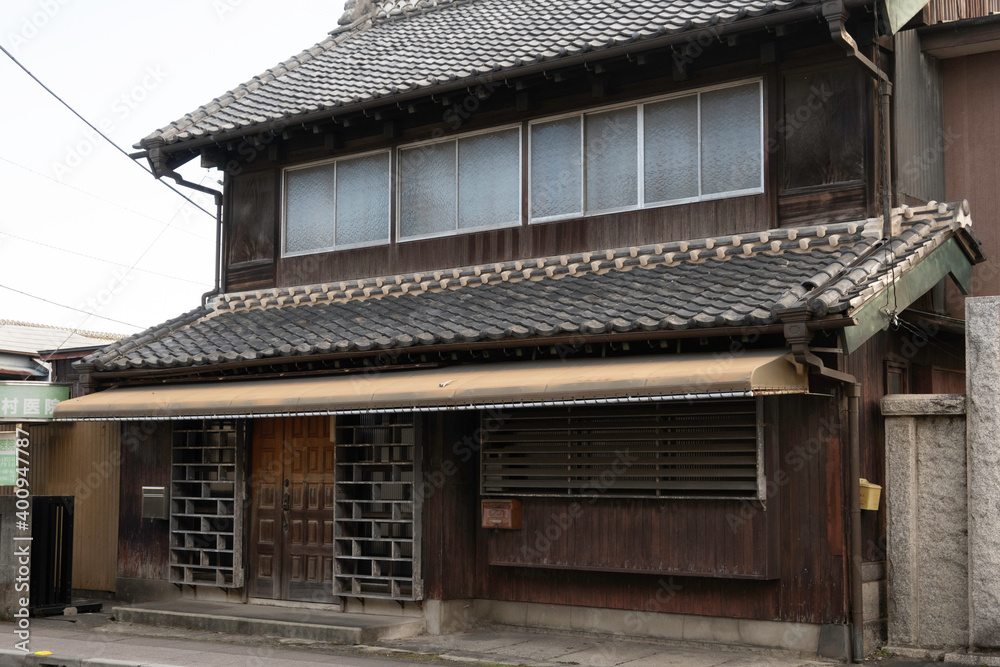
[528,78,764,225]
[396,124,523,243]
[280,148,392,258]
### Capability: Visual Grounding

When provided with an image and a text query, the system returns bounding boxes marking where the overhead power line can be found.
[0,42,216,220]
[0,230,209,286]
[0,284,142,330]
[0,155,214,241]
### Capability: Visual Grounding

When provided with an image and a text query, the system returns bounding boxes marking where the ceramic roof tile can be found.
[141,0,834,148]
[81,202,978,373]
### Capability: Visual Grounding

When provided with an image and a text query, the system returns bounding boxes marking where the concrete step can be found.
[112,601,425,645]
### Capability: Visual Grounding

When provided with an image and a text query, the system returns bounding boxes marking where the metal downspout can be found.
[783,315,864,662]
[818,4,895,658]
[823,0,894,240]
[140,137,225,305]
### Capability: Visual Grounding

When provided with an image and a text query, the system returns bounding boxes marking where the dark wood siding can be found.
[225,171,277,292]
[943,50,1000,315]
[118,422,172,581]
[219,42,878,291]
[420,412,479,601]
[448,395,848,624]
[278,196,767,287]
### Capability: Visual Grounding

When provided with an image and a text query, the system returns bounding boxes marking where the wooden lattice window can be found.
[169,419,245,587]
[481,400,763,500]
[334,414,422,601]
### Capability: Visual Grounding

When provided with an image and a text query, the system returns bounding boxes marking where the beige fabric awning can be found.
[53,350,807,421]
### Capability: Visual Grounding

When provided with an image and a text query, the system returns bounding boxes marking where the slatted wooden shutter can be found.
[481,400,761,499]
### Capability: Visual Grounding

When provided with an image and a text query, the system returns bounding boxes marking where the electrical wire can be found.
[0,284,142,329]
[0,230,209,286]
[0,42,216,220]
[0,155,214,241]
[10,171,218,378]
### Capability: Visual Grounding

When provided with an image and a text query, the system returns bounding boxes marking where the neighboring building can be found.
[0,322,123,598]
[904,0,1000,311]
[0,320,119,382]
[53,0,990,660]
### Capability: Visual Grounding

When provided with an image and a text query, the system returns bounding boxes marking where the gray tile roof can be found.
[0,320,123,356]
[83,202,977,373]
[142,0,836,148]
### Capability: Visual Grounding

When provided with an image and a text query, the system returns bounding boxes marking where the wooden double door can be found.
[249,417,336,602]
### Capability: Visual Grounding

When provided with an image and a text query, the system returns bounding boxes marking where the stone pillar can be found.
[966,296,1000,650]
[882,394,968,649]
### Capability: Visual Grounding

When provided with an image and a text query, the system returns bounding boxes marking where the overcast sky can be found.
[1,0,342,341]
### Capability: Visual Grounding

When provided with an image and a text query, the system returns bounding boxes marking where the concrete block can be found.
[423,599,475,635]
[0,649,25,667]
[113,579,177,605]
[881,394,966,416]
[817,624,850,661]
[916,415,969,648]
[967,296,1000,648]
[190,586,230,603]
[559,606,622,635]
[885,412,919,646]
[24,655,82,667]
[681,615,741,643]
[484,600,527,627]
[738,618,818,653]
[525,602,574,632]
[618,609,684,641]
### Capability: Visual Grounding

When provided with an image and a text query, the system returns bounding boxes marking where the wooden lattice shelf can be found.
[334,415,422,601]
[169,420,244,588]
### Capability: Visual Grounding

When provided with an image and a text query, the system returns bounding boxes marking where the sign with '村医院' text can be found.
[0,434,15,485]
[0,382,70,421]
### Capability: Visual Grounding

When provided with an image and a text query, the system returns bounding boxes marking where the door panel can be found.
[249,419,282,598]
[249,417,335,602]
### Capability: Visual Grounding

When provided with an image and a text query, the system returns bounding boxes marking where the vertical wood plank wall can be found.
[30,422,120,592]
[425,395,851,624]
[118,422,172,583]
[944,51,1000,314]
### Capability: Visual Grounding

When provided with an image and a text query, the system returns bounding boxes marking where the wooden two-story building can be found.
[54,0,985,661]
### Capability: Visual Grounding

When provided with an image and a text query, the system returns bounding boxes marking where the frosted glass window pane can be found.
[458,129,520,229]
[335,153,390,246]
[285,164,336,253]
[586,108,637,211]
[400,141,456,238]
[530,117,582,219]
[701,83,762,195]
[644,97,699,202]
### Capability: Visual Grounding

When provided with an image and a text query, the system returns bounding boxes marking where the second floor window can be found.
[399,126,521,240]
[283,151,391,255]
[280,79,763,257]
[530,80,763,222]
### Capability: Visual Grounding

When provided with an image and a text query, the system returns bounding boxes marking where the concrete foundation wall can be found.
[966,297,1000,649]
[880,294,1000,653]
[883,394,968,649]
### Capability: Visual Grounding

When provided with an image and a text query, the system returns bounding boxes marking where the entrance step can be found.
[113,600,425,644]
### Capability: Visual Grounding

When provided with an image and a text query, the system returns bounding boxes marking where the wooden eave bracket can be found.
[840,236,976,353]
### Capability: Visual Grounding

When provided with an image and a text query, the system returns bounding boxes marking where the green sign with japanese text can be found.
[0,435,15,485]
[0,382,70,421]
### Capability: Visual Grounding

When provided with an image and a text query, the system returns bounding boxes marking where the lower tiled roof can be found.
[83,202,976,373]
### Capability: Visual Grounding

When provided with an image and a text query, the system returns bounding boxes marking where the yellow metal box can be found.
[860,478,882,511]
